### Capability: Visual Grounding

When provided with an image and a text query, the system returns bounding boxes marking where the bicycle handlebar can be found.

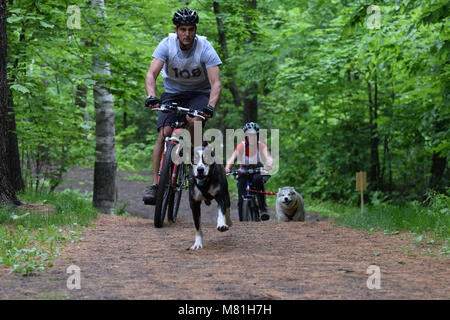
[227,167,269,177]
[147,102,206,120]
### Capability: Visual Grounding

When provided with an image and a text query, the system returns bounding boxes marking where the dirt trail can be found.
[55,168,324,223]
[0,168,448,299]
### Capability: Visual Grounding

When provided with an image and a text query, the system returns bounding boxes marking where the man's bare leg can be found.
[144,126,173,204]
[153,126,174,183]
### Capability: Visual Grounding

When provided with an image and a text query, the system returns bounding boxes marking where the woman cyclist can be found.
[225,122,273,221]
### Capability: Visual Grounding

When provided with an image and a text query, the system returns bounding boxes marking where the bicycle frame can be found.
[158,127,185,186]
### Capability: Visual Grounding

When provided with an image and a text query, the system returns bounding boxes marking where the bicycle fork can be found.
[159,134,184,185]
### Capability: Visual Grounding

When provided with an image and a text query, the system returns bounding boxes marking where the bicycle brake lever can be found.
[187,109,205,120]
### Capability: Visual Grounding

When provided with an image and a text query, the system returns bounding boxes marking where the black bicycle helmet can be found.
[173,8,199,26]
[243,122,260,133]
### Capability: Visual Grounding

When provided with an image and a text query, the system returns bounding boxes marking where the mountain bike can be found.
[228,167,276,221]
[149,102,204,228]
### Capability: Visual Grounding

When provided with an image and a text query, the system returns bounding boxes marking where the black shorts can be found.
[156,91,209,132]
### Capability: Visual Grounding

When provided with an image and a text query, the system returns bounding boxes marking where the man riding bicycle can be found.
[143,8,222,204]
[225,122,273,221]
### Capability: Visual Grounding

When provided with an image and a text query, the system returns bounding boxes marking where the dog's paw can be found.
[190,243,203,250]
[217,224,229,232]
[190,234,203,250]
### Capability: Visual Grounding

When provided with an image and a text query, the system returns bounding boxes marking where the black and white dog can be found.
[188,143,232,250]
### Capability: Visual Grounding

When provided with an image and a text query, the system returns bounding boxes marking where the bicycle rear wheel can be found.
[154,143,175,228]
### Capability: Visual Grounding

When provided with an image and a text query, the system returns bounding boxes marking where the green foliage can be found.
[0,189,98,275]
[5,0,449,206]
[307,191,449,255]
[116,141,154,171]
[335,191,450,244]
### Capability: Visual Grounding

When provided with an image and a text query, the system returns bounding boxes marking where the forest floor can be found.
[0,168,448,299]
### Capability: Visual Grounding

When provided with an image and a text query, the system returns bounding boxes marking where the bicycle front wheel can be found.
[250,199,261,222]
[242,198,251,222]
[154,143,175,228]
[168,163,185,223]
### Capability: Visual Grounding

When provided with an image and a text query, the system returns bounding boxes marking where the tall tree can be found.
[90,0,117,214]
[0,0,19,205]
[213,1,241,108]
[6,0,24,192]
[367,73,381,190]
[242,0,258,124]
[6,95,24,192]
[430,119,447,192]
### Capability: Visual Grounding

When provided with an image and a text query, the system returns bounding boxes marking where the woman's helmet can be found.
[173,8,199,26]
[243,122,260,134]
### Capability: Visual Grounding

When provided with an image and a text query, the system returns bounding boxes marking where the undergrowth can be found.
[0,189,98,275]
[307,190,450,257]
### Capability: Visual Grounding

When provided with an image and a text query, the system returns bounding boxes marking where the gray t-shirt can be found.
[152,33,222,93]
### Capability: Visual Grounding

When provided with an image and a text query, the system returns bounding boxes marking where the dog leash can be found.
[248,189,277,195]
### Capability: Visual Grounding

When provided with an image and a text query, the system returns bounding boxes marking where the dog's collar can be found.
[286,198,300,219]
[193,175,214,203]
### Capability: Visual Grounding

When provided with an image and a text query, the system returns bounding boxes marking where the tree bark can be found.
[6,88,24,192]
[243,88,257,123]
[430,119,447,192]
[75,83,89,121]
[90,0,117,214]
[243,0,258,124]
[367,74,380,190]
[5,0,24,192]
[0,0,19,206]
[213,1,241,108]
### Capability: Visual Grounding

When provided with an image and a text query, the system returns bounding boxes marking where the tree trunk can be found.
[75,83,89,121]
[6,89,24,192]
[90,0,117,214]
[213,1,241,108]
[243,88,258,123]
[430,119,447,192]
[430,152,446,192]
[123,110,127,130]
[243,0,258,124]
[5,0,24,192]
[0,0,19,206]
[367,75,380,190]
